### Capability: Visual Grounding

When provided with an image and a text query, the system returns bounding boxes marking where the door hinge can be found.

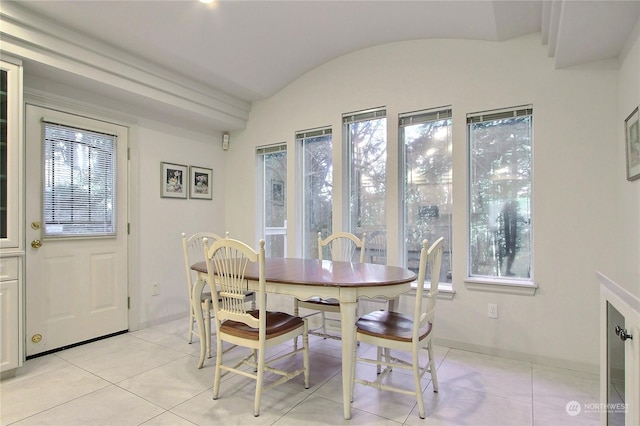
[128,297,130,309]
[127,147,130,160]
[127,223,130,234]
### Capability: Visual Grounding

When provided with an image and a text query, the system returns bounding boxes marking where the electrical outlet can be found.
[152,283,160,296]
[488,303,498,319]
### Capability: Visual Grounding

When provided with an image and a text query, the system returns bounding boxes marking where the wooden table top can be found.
[191,257,416,288]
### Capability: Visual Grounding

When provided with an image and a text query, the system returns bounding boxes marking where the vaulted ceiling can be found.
[2,0,638,133]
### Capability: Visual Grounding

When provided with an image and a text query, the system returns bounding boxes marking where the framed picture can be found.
[625,106,640,181]
[160,162,188,198]
[190,166,213,199]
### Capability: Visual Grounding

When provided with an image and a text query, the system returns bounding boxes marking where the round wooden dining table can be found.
[191,257,416,419]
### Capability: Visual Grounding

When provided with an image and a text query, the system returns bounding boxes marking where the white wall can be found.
[225,33,624,371]
[135,121,228,327]
[614,19,640,298]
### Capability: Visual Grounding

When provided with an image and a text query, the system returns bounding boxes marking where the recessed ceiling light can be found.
[199,0,213,4]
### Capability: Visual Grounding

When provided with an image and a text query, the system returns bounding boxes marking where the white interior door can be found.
[25,105,128,357]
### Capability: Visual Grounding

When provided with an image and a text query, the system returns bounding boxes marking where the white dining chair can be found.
[351,237,444,419]
[181,231,255,365]
[204,237,310,417]
[293,231,366,344]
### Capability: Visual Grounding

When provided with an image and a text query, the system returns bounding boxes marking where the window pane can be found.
[263,150,287,257]
[43,122,116,237]
[346,115,386,259]
[468,113,532,279]
[300,133,332,259]
[403,115,452,282]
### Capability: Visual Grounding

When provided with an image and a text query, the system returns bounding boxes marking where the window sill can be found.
[410,281,456,300]
[464,277,537,295]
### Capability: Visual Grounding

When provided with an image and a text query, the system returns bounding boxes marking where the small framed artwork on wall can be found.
[625,106,640,181]
[161,162,188,199]
[190,166,213,199]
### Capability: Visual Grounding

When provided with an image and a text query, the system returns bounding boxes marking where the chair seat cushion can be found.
[356,310,432,342]
[299,296,339,306]
[221,310,304,340]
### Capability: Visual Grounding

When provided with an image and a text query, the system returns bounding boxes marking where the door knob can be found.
[615,325,633,342]
[31,239,42,249]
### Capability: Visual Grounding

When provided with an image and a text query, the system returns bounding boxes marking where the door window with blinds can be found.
[400,107,453,284]
[468,105,533,281]
[42,120,117,237]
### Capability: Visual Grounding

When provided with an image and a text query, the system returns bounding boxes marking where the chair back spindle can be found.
[204,238,264,331]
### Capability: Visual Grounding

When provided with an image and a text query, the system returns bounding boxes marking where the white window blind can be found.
[467,105,533,124]
[42,120,117,237]
[399,107,452,127]
[295,127,332,140]
[342,107,386,124]
[256,143,287,155]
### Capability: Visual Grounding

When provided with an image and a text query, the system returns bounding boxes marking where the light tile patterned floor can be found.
[1,317,600,426]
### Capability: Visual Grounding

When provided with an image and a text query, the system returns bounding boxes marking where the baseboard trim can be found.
[135,311,189,331]
[434,337,599,375]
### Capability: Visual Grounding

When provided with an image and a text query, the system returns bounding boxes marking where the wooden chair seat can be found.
[356,310,432,342]
[202,290,254,303]
[221,310,304,340]
[300,296,339,306]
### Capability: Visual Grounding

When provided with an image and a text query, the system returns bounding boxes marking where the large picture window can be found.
[401,107,452,284]
[468,106,533,282]
[297,127,333,259]
[43,121,117,237]
[343,108,386,260]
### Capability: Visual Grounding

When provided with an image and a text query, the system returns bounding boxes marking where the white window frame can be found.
[399,106,453,295]
[465,105,537,295]
[342,107,387,240]
[256,143,287,257]
[296,126,333,259]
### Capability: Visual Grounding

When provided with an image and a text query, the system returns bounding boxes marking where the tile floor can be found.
[1,317,601,426]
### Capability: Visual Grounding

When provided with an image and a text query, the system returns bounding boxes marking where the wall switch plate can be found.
[488,303,498,319]
[152,283,160,296]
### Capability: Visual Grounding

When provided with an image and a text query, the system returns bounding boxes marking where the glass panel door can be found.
[607,302,625,425]
[1,69,7,239]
